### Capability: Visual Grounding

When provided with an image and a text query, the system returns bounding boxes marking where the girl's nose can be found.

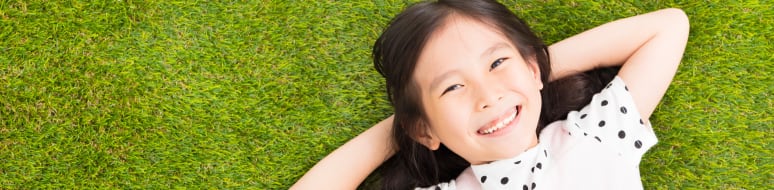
[476,86,504,111]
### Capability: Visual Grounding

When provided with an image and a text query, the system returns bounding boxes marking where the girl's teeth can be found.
[481,109,518,134]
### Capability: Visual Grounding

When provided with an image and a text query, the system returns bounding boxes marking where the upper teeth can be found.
[482,109,518,134]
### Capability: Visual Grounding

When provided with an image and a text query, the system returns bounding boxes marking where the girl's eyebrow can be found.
[429,69,461,92]
[481,42,510,59]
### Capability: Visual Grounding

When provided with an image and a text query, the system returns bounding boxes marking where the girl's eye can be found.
[441,84,464,96]
[489,57,507,71]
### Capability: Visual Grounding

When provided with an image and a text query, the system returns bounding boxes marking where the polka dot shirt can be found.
[416,76,658,190]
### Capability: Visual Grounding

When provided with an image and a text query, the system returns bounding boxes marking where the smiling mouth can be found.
[478,106,520,135]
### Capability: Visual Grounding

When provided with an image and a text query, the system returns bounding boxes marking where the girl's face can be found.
[413,16,543,165]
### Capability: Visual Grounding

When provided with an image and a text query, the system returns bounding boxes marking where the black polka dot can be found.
[580,114,587,119]
[500,177,509,185]
[531,167,535,173]
[639,119,644,125]
[523,185,528,190]
[594,136,602,142]
[625,85,629,91]
[435,186,441,190]
[618,130,626,139]
[620,106,627,114]
[601,100,609,106]
[606,83,612,89]
[598,120,606,127]
[583,132,588,136]
[481,176,487,183]
[536,162,542,169]
[544,150,548,157]
[514,160,521,164]
[568,132,572,136]
[635,140,643,149]
[532,182,537,189]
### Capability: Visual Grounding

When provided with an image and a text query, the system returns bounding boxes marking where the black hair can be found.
[371,0,618,189]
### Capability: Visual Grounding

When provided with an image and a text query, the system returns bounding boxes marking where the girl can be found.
[294,0,689,189]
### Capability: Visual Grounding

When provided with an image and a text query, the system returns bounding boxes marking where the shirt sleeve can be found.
[414,180,456,190]
[563,76,658,162]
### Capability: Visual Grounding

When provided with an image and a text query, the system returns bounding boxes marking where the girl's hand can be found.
[549,8,690,120]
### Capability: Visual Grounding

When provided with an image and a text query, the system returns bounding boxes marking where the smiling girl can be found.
[294,0,689,189]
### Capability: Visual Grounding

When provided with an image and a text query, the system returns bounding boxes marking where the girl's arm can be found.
[291,116,394,189]
[549,8,690,119]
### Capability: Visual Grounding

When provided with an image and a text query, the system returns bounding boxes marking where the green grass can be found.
[0,0,770,189]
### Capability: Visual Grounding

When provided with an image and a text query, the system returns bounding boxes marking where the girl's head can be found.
[374,0,550,166]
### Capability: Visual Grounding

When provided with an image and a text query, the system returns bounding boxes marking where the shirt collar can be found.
[470,142,551,189]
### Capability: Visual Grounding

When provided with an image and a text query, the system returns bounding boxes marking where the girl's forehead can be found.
[423,16,515,57]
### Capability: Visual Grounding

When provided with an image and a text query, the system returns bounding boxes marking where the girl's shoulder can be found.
[541,76,658,163]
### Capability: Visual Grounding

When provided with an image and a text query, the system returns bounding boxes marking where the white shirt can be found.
[417,77,658,190]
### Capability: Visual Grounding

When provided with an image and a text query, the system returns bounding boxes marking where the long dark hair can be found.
[371,0,617,189]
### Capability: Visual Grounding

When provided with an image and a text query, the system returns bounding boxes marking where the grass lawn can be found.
[0,0,771,189]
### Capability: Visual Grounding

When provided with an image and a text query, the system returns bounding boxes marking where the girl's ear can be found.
[414,120,441,150]
[528,61,544,90]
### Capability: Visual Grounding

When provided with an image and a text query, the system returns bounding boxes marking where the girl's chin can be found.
[484,135,539,161]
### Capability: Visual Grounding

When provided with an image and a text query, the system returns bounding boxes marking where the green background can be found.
[0,0,771,189]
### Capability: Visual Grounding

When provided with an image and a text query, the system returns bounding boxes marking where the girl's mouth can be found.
[477,106,520,135]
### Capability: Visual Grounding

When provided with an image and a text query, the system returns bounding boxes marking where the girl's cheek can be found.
[437,99,466,115]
